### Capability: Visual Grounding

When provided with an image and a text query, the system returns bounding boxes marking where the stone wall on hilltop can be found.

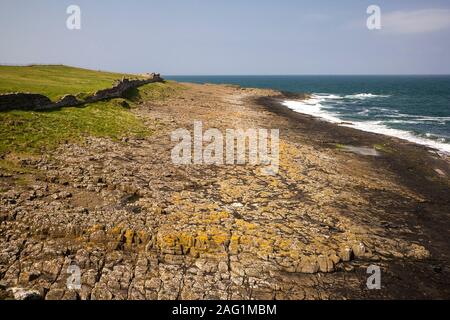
[0,73,163,112]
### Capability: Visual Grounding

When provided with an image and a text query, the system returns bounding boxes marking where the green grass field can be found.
[0,100,150,155]
[0,65,179,159]
[0,64,144,101]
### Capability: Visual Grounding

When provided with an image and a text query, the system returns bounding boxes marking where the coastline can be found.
[280,96,450,154]
[167,75,450,155]
[255,94,450,197]
[252,91,450,298]
[1,81,450,299]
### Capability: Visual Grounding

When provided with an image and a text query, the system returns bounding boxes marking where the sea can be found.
[165,75,450,153]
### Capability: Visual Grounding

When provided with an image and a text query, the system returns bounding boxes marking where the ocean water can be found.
[165,75,450,153]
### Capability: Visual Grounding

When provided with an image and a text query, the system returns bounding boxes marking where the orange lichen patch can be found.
[154,227,232,257]
[276,238,296,253]
[208,211,230,222]
[124,229,135,247]
[235,219,257,231]
[210,229,230,248]
[178,232,195,251]
[109,225,123,236]
[194,232,210,251]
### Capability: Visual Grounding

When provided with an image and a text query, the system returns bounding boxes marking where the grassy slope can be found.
[0,65,143,101]
[0,100,149,155]
[0,65,180,158]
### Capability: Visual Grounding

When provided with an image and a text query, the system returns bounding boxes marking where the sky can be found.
[0,0,450,75]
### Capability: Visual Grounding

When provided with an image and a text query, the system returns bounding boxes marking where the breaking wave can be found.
[282,93,450,153]
[344,93,391,99]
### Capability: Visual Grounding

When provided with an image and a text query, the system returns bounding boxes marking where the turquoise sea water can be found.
[166,75,450,153]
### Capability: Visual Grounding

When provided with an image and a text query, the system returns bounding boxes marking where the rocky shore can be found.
[1,82,449,300]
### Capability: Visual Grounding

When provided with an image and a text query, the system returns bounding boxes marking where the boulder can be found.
[7,287,42,300]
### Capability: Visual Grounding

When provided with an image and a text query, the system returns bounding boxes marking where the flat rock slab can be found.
[341,145,381,156]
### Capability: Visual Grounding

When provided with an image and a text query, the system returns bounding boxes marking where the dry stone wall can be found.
[0,73,163,112]
[0,93,52,111]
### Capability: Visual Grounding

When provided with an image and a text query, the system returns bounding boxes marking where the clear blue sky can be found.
[1,0,449,75]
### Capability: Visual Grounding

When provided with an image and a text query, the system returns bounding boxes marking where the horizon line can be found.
[165,74,450,77]
[1,64,450,77]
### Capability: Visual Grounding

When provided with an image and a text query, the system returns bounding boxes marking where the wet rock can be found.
[433,265,442,273]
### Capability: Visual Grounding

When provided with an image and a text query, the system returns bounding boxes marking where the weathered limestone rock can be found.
[45,288,65,300]
[298,257,320,274]
[317,255,335,273]
[339,247,353,262]
[352,242,366,258]
[0,82,444,300]
[406,244,430,259]
[230,261,245,276]
[218,261,229,273]
[7,287,42,300]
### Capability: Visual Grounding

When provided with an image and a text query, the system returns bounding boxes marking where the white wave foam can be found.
[415,116,450,122]
[424,133,449,141]
[357,109,370,116]
[342,121,450,153]
[385,119,426,125]
[282,98,450,153]
[282,99,342,123]
[313,93,343,100]
[310,93,390,101]
[384,114,450,123]
[345,93,391,99]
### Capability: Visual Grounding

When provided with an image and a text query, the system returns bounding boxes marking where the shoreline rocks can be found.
[1,82,448,300]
